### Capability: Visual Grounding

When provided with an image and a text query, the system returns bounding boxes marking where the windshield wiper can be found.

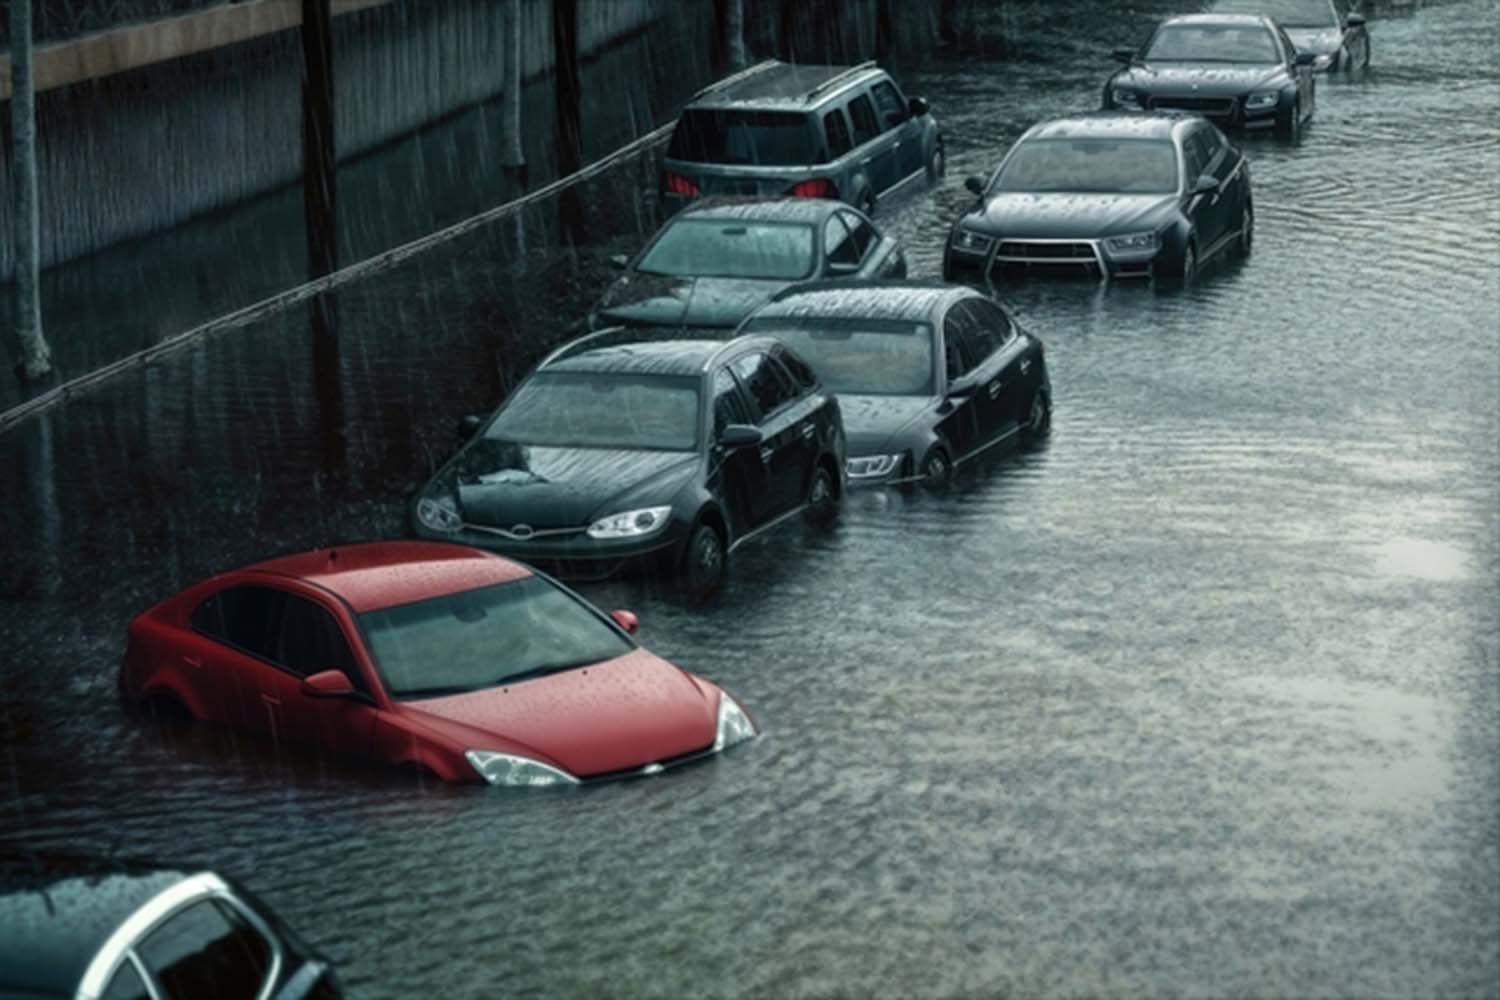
[496,659,601,686]
[399,684,476,700]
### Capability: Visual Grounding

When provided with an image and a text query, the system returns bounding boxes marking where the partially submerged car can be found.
[0,848,340,999]
[1207,0,1370,72]
[945,112,1253,285]
[412,329,846,596]
[740,282,1050,487]
[590,197,906,330]
[660,60,943,215]
[118,541,758,784]
[1104,13,1317,139]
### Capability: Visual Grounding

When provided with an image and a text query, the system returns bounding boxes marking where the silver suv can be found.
[660,60,944,216]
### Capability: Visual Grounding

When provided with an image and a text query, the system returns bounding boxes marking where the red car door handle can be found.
[260,693,280,706]
[182,656,203,669]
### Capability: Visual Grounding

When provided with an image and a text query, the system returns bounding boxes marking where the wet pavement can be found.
[3,1,1498,996]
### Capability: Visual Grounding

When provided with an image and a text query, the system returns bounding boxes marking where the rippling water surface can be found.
[3,2,1498,996]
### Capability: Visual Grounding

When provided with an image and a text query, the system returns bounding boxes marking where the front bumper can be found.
[946,237,1158,282]
[412,519,688,581]
[1117,94,1279,130]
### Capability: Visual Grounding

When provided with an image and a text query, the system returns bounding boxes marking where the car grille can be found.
[1147,96,1236,117]
[995,241,1096,263]
[582,741,717,783]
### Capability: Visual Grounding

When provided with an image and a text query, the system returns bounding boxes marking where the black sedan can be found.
[740,281,1049,487]
[590,197,906,330]
[0,849,341,1000]
[411,328,846,598]
[1208,0,1370,72]
[944,112,1253,286]
[1104,13,1317,139]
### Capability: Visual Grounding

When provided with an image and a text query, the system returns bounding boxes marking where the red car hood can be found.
[402,649,717,778]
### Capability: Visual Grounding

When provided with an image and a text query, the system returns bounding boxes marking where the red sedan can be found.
[119,541,756,784]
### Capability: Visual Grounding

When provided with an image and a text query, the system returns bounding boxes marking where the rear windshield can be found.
[741,317,934,396]
[668,109,819,166]
[638,219,815,280]
[1146,23,1281,62]
[996,138,1180,195]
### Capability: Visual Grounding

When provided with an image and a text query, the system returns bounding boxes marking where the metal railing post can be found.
[8,0,53,380]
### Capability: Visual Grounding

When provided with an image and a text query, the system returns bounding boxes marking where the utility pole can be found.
[552,0,584,244]
[724,0,748,69]
[302,0,345,476]
[9,0,53,380]
[502,0,527,257]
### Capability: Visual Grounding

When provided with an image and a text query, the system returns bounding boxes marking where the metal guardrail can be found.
[0,58,780,435]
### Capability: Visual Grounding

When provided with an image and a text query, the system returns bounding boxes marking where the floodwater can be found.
[3,2,1498,997]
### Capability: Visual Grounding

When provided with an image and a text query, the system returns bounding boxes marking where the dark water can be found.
[4,2,1498,996]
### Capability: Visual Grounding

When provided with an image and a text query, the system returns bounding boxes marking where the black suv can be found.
[412,328,847,598]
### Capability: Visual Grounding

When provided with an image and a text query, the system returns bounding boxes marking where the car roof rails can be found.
[689,59,783,102]
[803,60,879,102]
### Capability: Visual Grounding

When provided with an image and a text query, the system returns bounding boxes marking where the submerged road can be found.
[2,2,1497,996]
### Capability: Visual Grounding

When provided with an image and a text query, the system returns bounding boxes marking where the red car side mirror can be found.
[301,669,355,698]
[610,609,640,635]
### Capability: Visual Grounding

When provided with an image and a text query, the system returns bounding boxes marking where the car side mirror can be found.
[456,412,484,439]
[1193,173,1220,195]
[302,669,355,699]
[1112,47,1136,65]
[719,424,764,448]
[1294,51,1318,66]
[608,253,630,270]
[1345,12,1366,28]
[964,175,985,197]
[610,609,640,634]
[907,96,930,117]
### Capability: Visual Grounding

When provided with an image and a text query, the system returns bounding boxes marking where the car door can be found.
[1180,129,1218,250]
[134,895,277,998]
[838,209,904,278]
[870,78,924,180]
[949,300,1012,448]
[964,297,1033,431]
[1188,124,1233,252]
[846,91,899,196]
[730,351,813,521]
[188,584,286,738]
[1202,125,1247,245]
[266,591,379,761]
[1278,25,1315,109]
[709,365,770,539]
[937,304,984,462]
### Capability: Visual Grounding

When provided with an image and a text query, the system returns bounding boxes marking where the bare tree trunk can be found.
[501,0,526,175]
[302,0,345,477]
[9,0,53,379]
[725,0,748,68]
[552,0,584,245]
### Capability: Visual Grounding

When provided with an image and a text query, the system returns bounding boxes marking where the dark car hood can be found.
[405,649,716,778]
[451,439,696,529]
[595,272,789,329]
[1284,26,1342,56]
[1117,62,1285,94]
[964,192,1179,240]
[839,394,937,455]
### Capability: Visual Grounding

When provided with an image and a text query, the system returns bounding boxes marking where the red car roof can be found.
[247,541,531,613]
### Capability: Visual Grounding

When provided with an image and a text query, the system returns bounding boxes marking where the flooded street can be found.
[3,2,1498,996]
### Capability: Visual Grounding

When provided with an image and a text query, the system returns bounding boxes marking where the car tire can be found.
[802,463,839,526]
[920,447,952,489]
[1023,390,1052,445]
[926,140,946,184]
[1278,100,1302,143]
[1235,204,1254,259]
[680,521,727,600]
[1156,240,1195,287]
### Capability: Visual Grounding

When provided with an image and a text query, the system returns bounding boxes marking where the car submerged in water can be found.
[1103,13,1317,140]
[1207,0,1371,72]
[412,329,846,597]
[118,542,758,785]
[944,112,1253,285]
[589,197,906,330]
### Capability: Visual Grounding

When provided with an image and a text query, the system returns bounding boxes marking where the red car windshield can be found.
[359,576,633,699]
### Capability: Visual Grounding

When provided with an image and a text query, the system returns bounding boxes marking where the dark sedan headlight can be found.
[1103,231,1160,255]
[586,505,672,540]
[417,493,462,533]
[1111,87,1143,108]
[846,453,903,481]
[1245,91,1280,112]
[950,228,994,255]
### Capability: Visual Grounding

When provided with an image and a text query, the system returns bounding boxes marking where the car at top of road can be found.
[589,197,907,331]
[659,59,943,216]
[739,281,1049,487]
[118,541,758,784]
[0,848,340,1000]
[1103,13,1318,140]
[944,112,1254,286]
[411,328,846,597]
[1206,0,1370,72]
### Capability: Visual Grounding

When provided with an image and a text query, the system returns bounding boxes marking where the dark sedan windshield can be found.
[486,373,700,451]
[1146,23,1281,62]
[741,317,934,396]
[668,109,818,166]
[638,220,815,280]
[1208,0,1338,28]
[996,139,1179,194]
[361,576,634,699]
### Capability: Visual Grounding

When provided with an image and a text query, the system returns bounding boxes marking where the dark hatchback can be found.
[945,112,1253,285]
[411,329,846,597]
[740,281,1050,487]
[1104,13,1317,139]
[0,850,340,1000]
[590,197,906,330]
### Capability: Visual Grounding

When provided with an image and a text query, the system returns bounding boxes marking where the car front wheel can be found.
[803,464,839,525]
[1235,205,1254,259]
[1278,100,1302,142]
[926,140,946,184]
[1023,390,1052,445]
[920,447,952,489]
[680,521,727,600]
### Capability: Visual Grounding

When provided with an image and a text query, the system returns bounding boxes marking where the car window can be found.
[847,94,879,145]
[138,900,271,1000]
[193,586,285,661]
[953,301,1001,367]
[711,367,753,437]
[869,80,908,131]
[102,960,149,1000]
[822,108,853,159]
[1146,24,1280,63]
[730,353,797,421]
[637,219,815,281]
[667,109,817,166]
[964,298,1017,347]
[943,307,980,381]
[773,345,819,390]
[1182,134,1207,182]
[276,594,363,687]
[823,214,859,268]
[996,138,1178,195]
[838,211,877,260]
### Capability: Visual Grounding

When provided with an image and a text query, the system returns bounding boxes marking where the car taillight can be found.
[664,171,700,197]
[788,178,837,199]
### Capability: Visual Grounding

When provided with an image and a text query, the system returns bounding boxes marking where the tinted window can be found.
[730,353,797,420]
[944,308,981,381]
[487,373,701,451]
[953,301,1001,367]
[870,80,908,130]
[638,219,815,280]
[194,586,285,661]
[965,298,1017,347]
[823,214,859,268]
[102,961,149,1000]
[996,138,1179,194]
[847,95,879,145]
[839,211,877,260]
[712,368,753,437]
[823,108,853,159]
[1145,23,1281,63]
[773,346,819,390]
[138,900,271,1000]
[667,109,817,166]
[741,317,934,396]
[277,594,361,685]
[1182,134,1208,181]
